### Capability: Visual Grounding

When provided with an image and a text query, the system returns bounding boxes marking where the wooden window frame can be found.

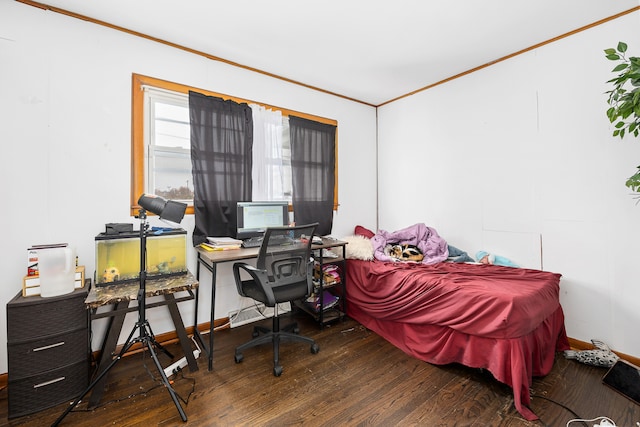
[131,73,339,216]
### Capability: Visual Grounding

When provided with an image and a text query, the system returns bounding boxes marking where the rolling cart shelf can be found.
[297,238,347,327]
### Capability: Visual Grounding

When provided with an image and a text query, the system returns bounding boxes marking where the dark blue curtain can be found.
[289,116,336,235]
[189,91,253,245]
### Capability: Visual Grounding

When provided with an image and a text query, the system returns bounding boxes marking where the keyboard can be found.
[242,235,293,248]
[241,237,263,248]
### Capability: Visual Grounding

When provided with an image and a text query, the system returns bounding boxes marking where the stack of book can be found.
[304,290,340,313]
[313,263,342,287]
[200,236,243,251]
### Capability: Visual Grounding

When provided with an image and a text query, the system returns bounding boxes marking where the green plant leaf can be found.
[626,169,640,192]
[605,41,640,181]
[620,102,633,118]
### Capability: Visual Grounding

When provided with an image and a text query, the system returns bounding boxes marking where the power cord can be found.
[166,369,196,405]
[90,382,165,410]
[531,390,619,427]
[145,343,196,406]
[531,391,585,420]
[90,349,196,410]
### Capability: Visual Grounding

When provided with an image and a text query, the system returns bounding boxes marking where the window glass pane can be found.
[151,148,193,201]
[154,102,190,149]
[147,95,193,202]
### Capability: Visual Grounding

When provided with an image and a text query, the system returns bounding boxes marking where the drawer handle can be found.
[34,376,65,388]
[33,341,65,352]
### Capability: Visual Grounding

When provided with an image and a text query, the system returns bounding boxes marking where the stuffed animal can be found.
[102,267,120,283]
[564,339,619,368]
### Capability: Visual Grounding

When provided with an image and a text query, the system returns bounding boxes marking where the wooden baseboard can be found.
[89,317,230,363]
[0,317,230,390]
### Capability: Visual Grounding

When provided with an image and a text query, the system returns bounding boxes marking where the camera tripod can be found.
[52,209,187,426]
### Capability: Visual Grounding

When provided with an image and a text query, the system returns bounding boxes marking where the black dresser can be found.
[6,286,90,418]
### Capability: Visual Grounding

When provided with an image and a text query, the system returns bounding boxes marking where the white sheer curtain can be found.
[250,104,290,201]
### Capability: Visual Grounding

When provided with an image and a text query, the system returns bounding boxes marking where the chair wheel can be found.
[273,365,283,376]
[235,353,244,363]
[311,343,320,354]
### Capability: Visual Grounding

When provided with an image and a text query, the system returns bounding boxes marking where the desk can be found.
[195,239,347,371]
[86,271,199,408]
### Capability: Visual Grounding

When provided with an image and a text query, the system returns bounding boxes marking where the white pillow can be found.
[342,235,374,260]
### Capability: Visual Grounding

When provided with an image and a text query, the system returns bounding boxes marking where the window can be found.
[131,74,338,216]
[145,90,193,202]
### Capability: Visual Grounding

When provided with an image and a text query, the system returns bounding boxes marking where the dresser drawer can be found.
[7,288,88,342]
[8,360,89,419]
[8,328,88,380]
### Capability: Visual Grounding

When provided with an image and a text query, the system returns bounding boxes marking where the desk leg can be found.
[194,254,201,333]
[195,253,216,371]
[87,300,128,409]
[209,262,216,371]
[194,254,206,357]
[164,293,198,372]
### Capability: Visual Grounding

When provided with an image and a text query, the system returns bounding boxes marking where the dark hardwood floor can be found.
[1,313,639,427]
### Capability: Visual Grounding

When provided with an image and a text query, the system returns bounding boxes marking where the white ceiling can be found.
[29,0,640,106]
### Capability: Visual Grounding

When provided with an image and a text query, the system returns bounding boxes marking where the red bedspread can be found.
[345,260,570,421]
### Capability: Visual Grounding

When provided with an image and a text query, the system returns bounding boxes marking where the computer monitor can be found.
[236,201,290,240]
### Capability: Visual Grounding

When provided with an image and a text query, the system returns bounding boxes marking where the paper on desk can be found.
[200,242,241,251]
[207,236,243,246]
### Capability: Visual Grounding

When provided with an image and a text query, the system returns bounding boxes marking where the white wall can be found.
[377,11,640,357]
[0,2,377,374]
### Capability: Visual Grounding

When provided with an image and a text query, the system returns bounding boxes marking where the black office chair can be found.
[232,223,320,376]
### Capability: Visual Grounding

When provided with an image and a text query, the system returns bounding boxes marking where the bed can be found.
[342,226,570,421]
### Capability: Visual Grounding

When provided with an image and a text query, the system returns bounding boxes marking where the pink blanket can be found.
[346,259,570,420]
